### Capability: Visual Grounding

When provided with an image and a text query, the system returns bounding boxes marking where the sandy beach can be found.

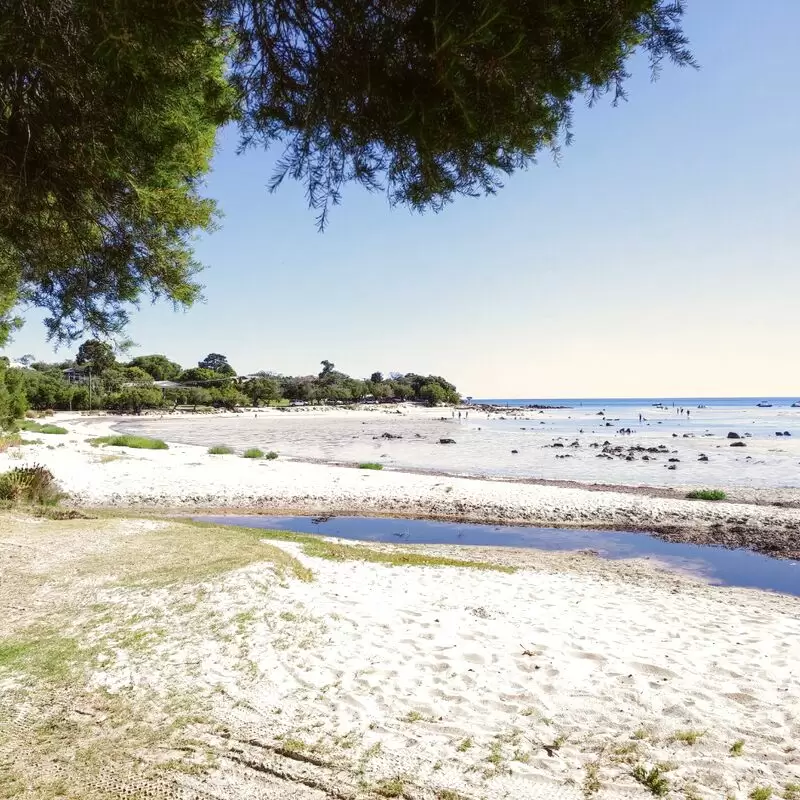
[4,408,800,556]
[3,408,800,798]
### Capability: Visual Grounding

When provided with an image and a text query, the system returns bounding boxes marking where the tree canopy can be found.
[1,0,692,344]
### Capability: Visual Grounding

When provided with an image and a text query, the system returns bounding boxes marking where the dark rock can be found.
[727,432,741,439]
[667,464,677,470]
[439,438,456,444]
[730,441,746,447]
[785,431,792,437]
[511,449,519,454]
[776,432,784,436]
[381,432,402,439]
[698,454,709,462]
[668,458,680,462]
[642,455,650,461]
[672,433,678,438]
[550,442,564,448]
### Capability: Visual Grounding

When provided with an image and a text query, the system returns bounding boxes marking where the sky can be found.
[7,1,800,398]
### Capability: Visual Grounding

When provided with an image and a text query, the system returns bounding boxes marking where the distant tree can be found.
[370,372,383,384]
[106,386,163,414]
[76,339,116,374]
[123,366,155,384]
[244,376,282,406]
[179,367,227,384]
[319,360,335,378]
[419,382,447,407]
[198,353,236,376]
[209,383,248,410]
[127,355,183,381]
[18,354,36,366]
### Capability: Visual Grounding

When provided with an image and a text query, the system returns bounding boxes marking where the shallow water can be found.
[197,515,800,597]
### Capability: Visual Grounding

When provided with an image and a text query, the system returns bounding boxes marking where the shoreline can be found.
[4,412,800,559]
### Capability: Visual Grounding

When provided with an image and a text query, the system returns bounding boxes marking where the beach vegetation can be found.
[730,739,745,755]
[583,761,602,797]
[358,462,384,470]
[19,420,67,434]
[457,737,473,752]
[749,789,773,800]
[243,447,265,458]
[671,729,705,745]
[208,445,234,455]
[631,764,670,797]
[89,435,168,450]
[686,489,727,501]
[783,784,800,800]
[0,432,23,451]
[0,464,61,505]
[374,777,407,798]
[264,451,279,460]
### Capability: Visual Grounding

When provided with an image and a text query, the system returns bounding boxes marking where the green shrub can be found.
[358,462,384,470]
[89,435,168,450]
[19,420,67,435]
[0,464,61,505]
[243,447,264,459]
[208,445,234,455]
[264,451,279,460]
[686,489,727,501]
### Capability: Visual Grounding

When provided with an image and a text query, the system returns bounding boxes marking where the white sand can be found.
[81,519,800,799]
[5,414,800,537]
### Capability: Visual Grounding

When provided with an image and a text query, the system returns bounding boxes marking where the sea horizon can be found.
[469,396,800,408]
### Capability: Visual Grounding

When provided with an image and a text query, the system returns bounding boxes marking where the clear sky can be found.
[7,1,800,398]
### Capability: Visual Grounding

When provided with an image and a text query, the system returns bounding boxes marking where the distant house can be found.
[63,367,89,384]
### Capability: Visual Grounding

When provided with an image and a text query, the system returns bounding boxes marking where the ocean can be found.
[470,397,800,409]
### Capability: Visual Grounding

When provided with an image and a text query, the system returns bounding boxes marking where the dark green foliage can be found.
[0,0,235,344]
[686,489,727,501]
[264,451,279,460]
[198,353,236,376]
[127,355,183,381]
[226,0,693,227]
[358,462,384,470]
[75,340,116,373]
[208,445,234,454]
[0,464,60,505]
[243,447,264,458]
[89,435,169,450]
[105,387,164,414]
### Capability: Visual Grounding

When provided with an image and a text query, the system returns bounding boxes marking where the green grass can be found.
[185,519,516,573]
[457,737,473,752]
[19,420,67,435]
[671,729,705,746]
[89,435,168,450]
[730,739,745,756]
[749,789,773,800]
[631,765,670,797]
[374,777,407,797]
[0,630,87,684]
[264,451,279,460]
[358,462,384,470]
[784,783,800,800]
[686,488,727,501]
[243,447,264,459]
[207,445,234,455]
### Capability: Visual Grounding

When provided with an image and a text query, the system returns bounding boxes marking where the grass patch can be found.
[207,445,234,455]
[90,435,168,450]
[374,777,407,797]
[243,447,264,459]
[19,420,67,435]
[671,729,705,746]
[185,519,517,573]
[264,451,279,460]
[730,738,745,756]
[111,521,313,587]
[457,737,473,752]
[583,761,601,797]
[632,765,670,797]
[0,630,87,685]
[0,433,23,452]
[358,462,384,470]
[686,488,727,501]
[437,791,466,800]
[749,789,773,800]
[784,784,800,800]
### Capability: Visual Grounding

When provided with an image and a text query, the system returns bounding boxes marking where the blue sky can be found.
[8,1,800,397]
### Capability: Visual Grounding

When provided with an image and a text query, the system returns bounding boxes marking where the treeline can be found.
[1,342,460,419]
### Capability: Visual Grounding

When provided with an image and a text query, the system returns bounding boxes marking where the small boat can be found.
[757,401,773,408]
